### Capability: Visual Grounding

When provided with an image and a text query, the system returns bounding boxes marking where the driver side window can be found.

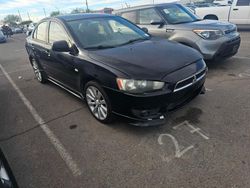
[48,22,70,45]
[139,8,161,25]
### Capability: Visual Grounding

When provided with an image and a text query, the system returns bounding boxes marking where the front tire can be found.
[31,58,47,83]
[84,81,113,124]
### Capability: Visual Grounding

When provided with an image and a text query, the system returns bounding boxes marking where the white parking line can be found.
[14,49,25,52]
[0,64,82,177]
[0,67,31,77]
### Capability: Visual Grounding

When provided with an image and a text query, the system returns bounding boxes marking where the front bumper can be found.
[213,36,241,60]
[195,34,241,60]
[104,76,206,126]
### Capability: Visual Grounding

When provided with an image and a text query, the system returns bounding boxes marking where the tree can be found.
[71,8,85,14]
[50,11,61,17]
[4,15,21,24]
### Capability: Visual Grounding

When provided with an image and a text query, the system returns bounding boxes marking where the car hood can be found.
[87,38,202,80]
[171,19,236,32]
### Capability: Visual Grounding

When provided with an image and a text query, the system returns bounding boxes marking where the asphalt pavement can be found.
[0,32,250,188]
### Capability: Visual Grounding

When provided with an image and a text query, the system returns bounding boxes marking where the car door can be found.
[47,21,79,91]
[229,0,250,25]
[31,21,51,74]
[136,8,168,38]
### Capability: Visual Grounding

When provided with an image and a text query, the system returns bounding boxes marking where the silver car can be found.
[114,3,241,60]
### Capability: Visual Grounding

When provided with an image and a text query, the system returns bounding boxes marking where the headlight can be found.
[193,29,224,40]
[116,78,165,94]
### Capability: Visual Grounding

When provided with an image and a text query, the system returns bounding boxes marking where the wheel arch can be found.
[79,61,127,94]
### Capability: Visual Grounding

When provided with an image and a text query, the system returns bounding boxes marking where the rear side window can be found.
[236,0,250,6]
[49,22,70,44]
[121,11,137,23]
[34,22,47,42]
[139,8,162,24]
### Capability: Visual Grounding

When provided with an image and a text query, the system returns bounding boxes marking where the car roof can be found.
[114,2,180,13]
[56,13,114,22]
[39,13,115,23]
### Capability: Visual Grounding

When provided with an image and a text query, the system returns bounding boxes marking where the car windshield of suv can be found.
[160,4,200,24]
[67,17,150,49]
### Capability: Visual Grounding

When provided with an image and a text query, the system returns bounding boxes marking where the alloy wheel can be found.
[32,59,42,82]
[86,86,108,120]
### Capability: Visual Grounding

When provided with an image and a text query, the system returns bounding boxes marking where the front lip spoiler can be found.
[112,111,166,127]
[113,85,206,127]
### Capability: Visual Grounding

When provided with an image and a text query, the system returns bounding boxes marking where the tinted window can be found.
[121,11,137,23]
[34,22,47,42]
[49,22,70,44]
[139,8,161,24]
[236,0,250,6]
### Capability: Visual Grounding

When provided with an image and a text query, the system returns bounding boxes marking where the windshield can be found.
[67,17,150,49]
[160,4,200,24]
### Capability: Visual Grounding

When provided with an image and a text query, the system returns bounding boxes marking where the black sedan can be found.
[25,14,207,126]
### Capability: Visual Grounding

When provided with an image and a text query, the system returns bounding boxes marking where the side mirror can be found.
[141,27,149,33]
[150,20,165,26]
[228,0,232,4]
[52,40,70,52]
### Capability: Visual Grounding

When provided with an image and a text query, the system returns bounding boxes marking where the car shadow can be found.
[205,59,231,71]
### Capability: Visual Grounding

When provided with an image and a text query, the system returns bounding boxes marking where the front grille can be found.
[196,69,206,80]
[174,68,206,92]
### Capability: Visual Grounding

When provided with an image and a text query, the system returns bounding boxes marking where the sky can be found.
[0,0,175,22]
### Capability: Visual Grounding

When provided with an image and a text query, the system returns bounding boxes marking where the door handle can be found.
[233,8,238,11]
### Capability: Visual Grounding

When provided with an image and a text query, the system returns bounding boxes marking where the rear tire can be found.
[31,58,47,83]
[84,81,113,124]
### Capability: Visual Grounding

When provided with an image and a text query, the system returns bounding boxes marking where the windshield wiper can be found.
[173,19,200,24]
[84,45,116,50]
[172,21,192,24]
[84,37,150,50]
[118,37,150,46]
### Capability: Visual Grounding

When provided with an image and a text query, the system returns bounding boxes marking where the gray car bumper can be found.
[195,33,241,60]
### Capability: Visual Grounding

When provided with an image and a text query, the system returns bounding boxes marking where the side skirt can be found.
[47,77,83,100]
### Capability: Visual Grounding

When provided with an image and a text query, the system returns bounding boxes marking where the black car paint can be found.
[0,148,19,188]
[25,14,206,125]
